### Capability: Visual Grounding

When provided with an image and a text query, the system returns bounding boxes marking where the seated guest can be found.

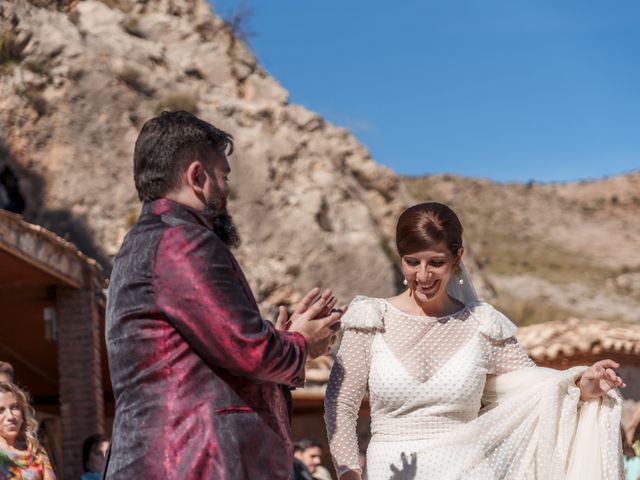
[81,434,109,480]
[290,457,313,480]
[0,362,14,383]
[0,382,56,479]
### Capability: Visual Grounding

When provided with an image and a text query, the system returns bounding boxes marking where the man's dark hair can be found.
[293,438,322,453]
[133,111,234,202]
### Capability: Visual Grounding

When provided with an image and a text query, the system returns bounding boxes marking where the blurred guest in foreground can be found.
[81,434,109,480]
[0,382,55,479]
[624,433,640,480]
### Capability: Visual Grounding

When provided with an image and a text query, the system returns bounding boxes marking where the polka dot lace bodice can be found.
[324,296,535,477]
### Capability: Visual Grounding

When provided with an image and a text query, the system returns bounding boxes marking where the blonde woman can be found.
[0,382,56,479]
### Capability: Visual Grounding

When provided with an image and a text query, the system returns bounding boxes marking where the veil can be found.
[446,260,479,305]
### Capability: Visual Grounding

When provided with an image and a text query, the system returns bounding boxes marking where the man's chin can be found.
[214,215,241,249]
[204,197,240,248]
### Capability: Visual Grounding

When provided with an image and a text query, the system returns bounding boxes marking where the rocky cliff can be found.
[1,0,487,313]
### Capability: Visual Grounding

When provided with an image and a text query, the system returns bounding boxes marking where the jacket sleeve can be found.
[153,224,307,387]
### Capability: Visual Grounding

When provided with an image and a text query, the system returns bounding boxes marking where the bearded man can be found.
[105,111,342,479]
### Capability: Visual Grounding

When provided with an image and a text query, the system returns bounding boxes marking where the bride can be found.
[324,202,624,480]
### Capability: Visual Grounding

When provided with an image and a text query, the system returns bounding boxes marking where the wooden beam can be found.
[0,286,56,303]
[0,243,82,289]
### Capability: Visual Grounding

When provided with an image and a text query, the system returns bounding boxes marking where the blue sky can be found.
[209,1,640,183]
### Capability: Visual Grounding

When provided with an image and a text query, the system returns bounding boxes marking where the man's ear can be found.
[185,161,208,200]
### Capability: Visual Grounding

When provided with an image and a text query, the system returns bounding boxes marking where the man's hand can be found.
[287,288,343,358]
[577,359,625,401]
[275,287,337,331]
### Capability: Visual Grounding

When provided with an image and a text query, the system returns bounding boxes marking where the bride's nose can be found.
[416,264,431,282]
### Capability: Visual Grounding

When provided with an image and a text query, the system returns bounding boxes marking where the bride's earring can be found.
[455,265,464,285]
[403,278,408,286]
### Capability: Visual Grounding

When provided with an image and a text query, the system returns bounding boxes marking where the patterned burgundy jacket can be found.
[104,198,307,479]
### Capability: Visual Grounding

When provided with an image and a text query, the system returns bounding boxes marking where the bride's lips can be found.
[416,279,439,295]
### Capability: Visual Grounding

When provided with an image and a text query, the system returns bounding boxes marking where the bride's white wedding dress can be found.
[324,296,622,480]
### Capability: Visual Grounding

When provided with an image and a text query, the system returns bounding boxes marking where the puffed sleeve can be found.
[324,296,384,477]
[471,303,535,375]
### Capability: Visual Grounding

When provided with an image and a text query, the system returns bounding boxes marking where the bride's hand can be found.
[275,287,337,331]
[577,359,625,401]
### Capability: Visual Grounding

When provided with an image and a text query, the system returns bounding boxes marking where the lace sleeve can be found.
[324,328,372,477]
[487,336,536,375]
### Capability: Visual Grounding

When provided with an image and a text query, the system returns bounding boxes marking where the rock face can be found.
[1,0,467,312]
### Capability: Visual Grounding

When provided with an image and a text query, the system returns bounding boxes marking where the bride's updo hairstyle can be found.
[395,202,463,256]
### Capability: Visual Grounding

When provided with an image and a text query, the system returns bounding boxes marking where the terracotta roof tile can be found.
[518,317,640,362]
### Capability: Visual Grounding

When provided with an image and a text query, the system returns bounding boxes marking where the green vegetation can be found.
[0,31,23,71]
[470,230,612,285]
[154,93,199,115]
[122,16,145,38]
[195,21,220,42]
[378,236,405,291]
[493,296,579,327]
[494,293,624,327]
[401,174,628,326]
[25,0,52,7]
[19,87,47,116]
[117,66,153,96]
[403,175,614,286]
[96,0,133,13]
[126,206,139,228]
[222,2,254,43]
[24,59,48,76]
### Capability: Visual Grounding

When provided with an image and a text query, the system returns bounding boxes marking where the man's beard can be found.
[203,189,241,249]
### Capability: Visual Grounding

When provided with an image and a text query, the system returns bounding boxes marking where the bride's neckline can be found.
[382,298,471,321]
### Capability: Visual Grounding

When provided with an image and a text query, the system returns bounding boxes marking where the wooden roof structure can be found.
[0,209,109,478]
[0,210,105,401]
[0,209,102,289]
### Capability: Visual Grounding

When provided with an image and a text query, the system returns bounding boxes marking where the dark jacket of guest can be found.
[104,199,307,479]
[290,459,315,480]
